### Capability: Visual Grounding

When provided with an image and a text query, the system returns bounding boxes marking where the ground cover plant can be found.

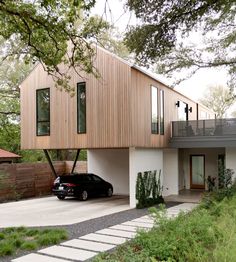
[94,186,236,262]
[0,227,67,257]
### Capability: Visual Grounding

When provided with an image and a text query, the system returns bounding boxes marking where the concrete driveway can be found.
[0,195,130,228]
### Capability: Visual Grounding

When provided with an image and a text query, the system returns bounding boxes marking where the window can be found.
[178,101,188,121]
[151,86,158,134]
[92,174,103,182]
[77,82,86,133]
[36,88,50,136]
[160,90,164,135]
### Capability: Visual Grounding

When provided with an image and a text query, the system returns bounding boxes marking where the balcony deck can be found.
[170,118,236,148]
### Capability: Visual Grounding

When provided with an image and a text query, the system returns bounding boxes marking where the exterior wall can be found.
[198,104,215,119]
[179,148,225,190]
[129,148,163,208]
[163,149,178,196]
[226,148,236,180]
[130,68,201,148]
[87,149,129,195]
[21,47,214,150]
[21,48,131,150]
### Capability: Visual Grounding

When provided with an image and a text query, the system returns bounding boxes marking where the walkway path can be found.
[12,203,197,262]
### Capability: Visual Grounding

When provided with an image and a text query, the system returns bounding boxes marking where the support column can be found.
[129,147,136,208]
[43,149,57,178]
[225,148,236,181]
[71,149,81,173]
[163,149,179,196]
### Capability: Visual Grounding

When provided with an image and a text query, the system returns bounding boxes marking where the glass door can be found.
[190,155,205,189]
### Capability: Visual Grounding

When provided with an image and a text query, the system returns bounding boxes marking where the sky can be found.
[91,0,231,108]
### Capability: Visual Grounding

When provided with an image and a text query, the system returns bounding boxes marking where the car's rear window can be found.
[59,175,88,183]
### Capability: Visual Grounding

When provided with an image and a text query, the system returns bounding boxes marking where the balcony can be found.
[170,118,236,148]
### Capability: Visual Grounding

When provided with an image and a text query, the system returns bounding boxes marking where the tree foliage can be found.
[125,0,236,87]
[0,0,110,93]
[199,85,235,118]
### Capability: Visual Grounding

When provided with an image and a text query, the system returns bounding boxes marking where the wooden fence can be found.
[0,161,87,202]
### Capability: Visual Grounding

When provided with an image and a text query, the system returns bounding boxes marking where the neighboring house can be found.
[0,148,21,164]
[21,46,235,208]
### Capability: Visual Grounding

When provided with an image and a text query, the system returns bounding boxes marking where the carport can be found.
[88,148,166,208]
[0,195,129,227]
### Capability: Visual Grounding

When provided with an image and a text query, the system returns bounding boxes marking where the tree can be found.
[91,16,131,60]
[199,85,235,118]
[125,0,236,87]
[0,1,110,93]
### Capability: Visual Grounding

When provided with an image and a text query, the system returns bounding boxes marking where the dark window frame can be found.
[36,88,50,136]
[160,89,164,135]
[151,85,159,134]
[77,82,86,134]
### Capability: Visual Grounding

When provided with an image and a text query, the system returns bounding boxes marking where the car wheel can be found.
[57,196,65,200]
[107,188,113,197]
[80,190,88,201]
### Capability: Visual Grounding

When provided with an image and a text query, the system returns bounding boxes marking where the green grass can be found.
[93,194,236,262]
[0,227,68,257]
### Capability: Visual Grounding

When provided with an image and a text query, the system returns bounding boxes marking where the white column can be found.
[129,147,136,208]
[129,147,163,208]
[163,149,179,196]
[225,148,236,181]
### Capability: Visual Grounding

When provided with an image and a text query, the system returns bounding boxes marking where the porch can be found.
[164,189,205,203]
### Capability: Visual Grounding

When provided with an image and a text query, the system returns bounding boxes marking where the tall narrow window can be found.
[36,88,50,136]
[77,82,86,133]
[151,86,158,134]
[160,89,164,135]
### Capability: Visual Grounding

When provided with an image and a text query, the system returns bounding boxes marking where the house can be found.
[0,148,21,164]
[20,46,235,208]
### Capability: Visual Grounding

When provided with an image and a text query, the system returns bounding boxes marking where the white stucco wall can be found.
[87,149,129,195]
[129,148,163,208]
[226,148,236,181]
[163,149,178,196]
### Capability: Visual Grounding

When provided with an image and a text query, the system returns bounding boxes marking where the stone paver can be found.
[80,233,127,245]
[39,246,97,261]
[132,218,154,224]
[62,239,115,252]
[122,221,154,228]
[12,202,197,262]
[110,224,139,232]
[96,228,136,238]
[12,253,70,262]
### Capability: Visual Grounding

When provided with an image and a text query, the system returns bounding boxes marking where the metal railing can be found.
[172,118,236,137]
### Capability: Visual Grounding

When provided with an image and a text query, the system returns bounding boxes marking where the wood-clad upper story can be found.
[20,47,214,150]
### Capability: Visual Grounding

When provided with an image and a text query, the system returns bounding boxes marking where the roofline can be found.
[20,43,214,114]
[19,62,41,87]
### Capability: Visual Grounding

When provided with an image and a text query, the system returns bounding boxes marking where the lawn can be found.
[0,227,67,257]
[94,190,236,262]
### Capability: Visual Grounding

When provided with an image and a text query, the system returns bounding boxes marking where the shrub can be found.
[136,170,163,209]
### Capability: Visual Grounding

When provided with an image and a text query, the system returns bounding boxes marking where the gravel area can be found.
[3,201,181,262]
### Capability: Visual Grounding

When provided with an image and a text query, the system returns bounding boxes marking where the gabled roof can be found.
[0,149,21,158]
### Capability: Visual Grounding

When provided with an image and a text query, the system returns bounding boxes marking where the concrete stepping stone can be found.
[132,218,154,224]
[96,228,136,238]
[122,221,153,228]
[110,224,139,232]
[61,239,115,252]
[12,253,69,262]
[39,245,97,261]
[80,233,127,245]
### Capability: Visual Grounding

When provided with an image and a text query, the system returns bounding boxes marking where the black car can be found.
[52,173,113,201]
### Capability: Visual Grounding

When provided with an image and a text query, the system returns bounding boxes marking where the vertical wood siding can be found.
[20,48,214,150]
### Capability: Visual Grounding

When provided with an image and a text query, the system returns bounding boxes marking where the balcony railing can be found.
[172,118,236,137]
